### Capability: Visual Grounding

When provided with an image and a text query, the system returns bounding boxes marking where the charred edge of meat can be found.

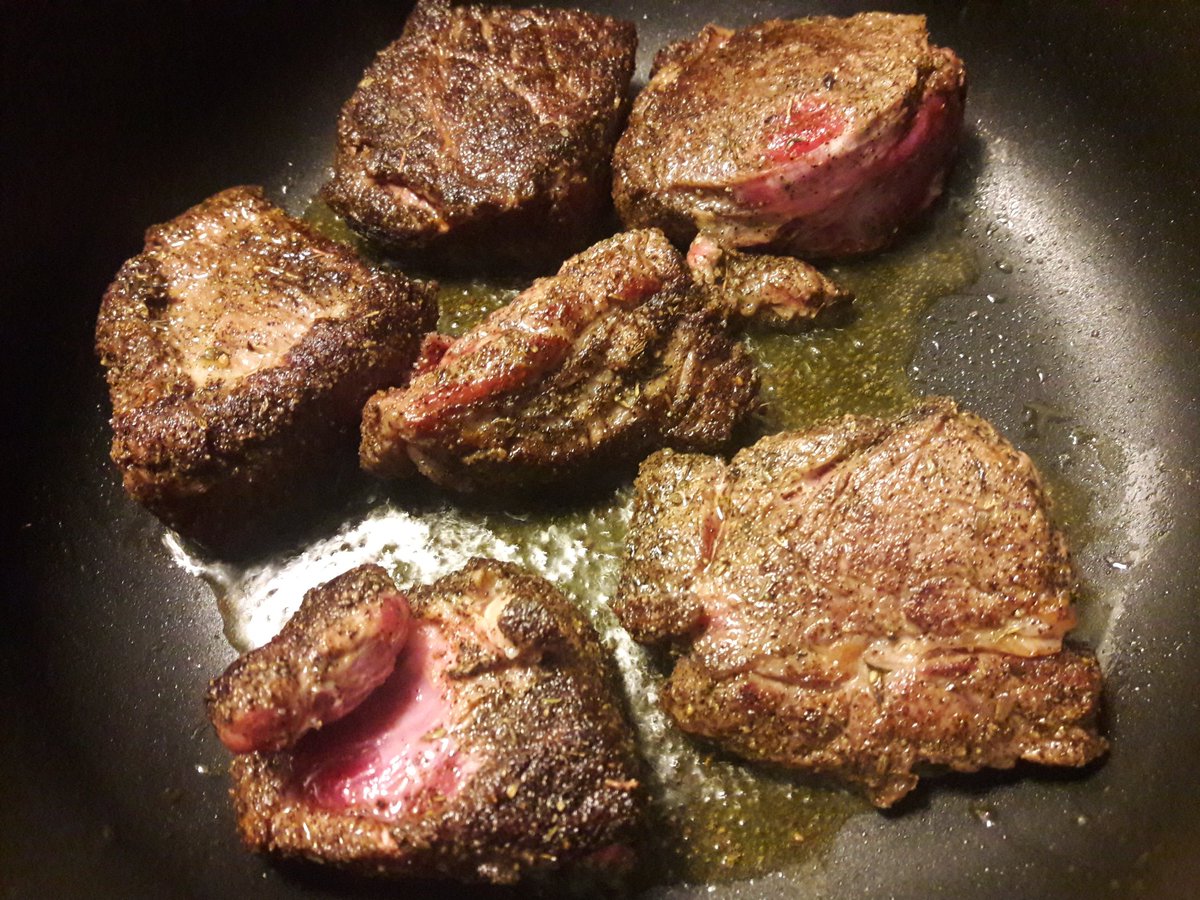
[612,448,724,646]
[688,236,854,331]
[661,644,1107,809]
[611,13,968,259]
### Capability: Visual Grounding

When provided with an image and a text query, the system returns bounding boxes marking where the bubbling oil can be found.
[174,203,982,883]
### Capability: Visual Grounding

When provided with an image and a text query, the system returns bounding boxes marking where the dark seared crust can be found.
[322,0,637,271]
[612,13,967,258]
[613,23,736,248]
[664,644,1106,806]
[231,559,644,884]
[360,229,758,494]
[206,565,408,753]
[95,186,437,549]
[612,450,722,646]
[614,398,1107,806]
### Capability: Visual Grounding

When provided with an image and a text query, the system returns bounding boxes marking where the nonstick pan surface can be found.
[3,2,1200,897]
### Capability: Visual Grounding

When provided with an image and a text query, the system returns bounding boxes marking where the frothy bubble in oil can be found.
[172,201,984,884]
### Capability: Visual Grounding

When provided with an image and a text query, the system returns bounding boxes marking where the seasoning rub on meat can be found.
[95,186,435,549]
[360,228,759,493]
[614,399,1106,807]
[613,13,966,259]
[323,0,637,271]
[211,560,644,884]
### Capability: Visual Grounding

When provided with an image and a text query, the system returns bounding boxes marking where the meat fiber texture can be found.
[613,12,967,259]
[613,398,1106,807]
[219,560,644,884]
[360,228,759,494]
[323,0,637,272]
[687,234,851,331]
[95,186,436,551]
[207,565,412,754]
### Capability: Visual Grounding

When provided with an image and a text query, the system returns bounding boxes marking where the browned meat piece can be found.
[322,0,637,271]
[613,13,966,259]
[687,234,851,331]
[225,560,644,884]
[360,228,758,493]
[95,186,436,549]
[614,398,1107,807]
[207,565,412,754]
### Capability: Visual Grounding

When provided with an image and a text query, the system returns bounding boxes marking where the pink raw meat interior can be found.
[764,95,846,162]
[733,83,962,256]
[288,623,480,820]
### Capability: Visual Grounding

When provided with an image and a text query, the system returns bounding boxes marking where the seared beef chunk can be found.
[323,0,637,271]
[95,187,436,549]
[613,13,966,259]
[614,399,1106,807]
[224,560,644,884]
[207,565,411,754]
[360,228,758,493]
[687,234,851,331]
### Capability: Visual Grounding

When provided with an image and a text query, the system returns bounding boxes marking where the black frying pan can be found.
[4,2,1200,897]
